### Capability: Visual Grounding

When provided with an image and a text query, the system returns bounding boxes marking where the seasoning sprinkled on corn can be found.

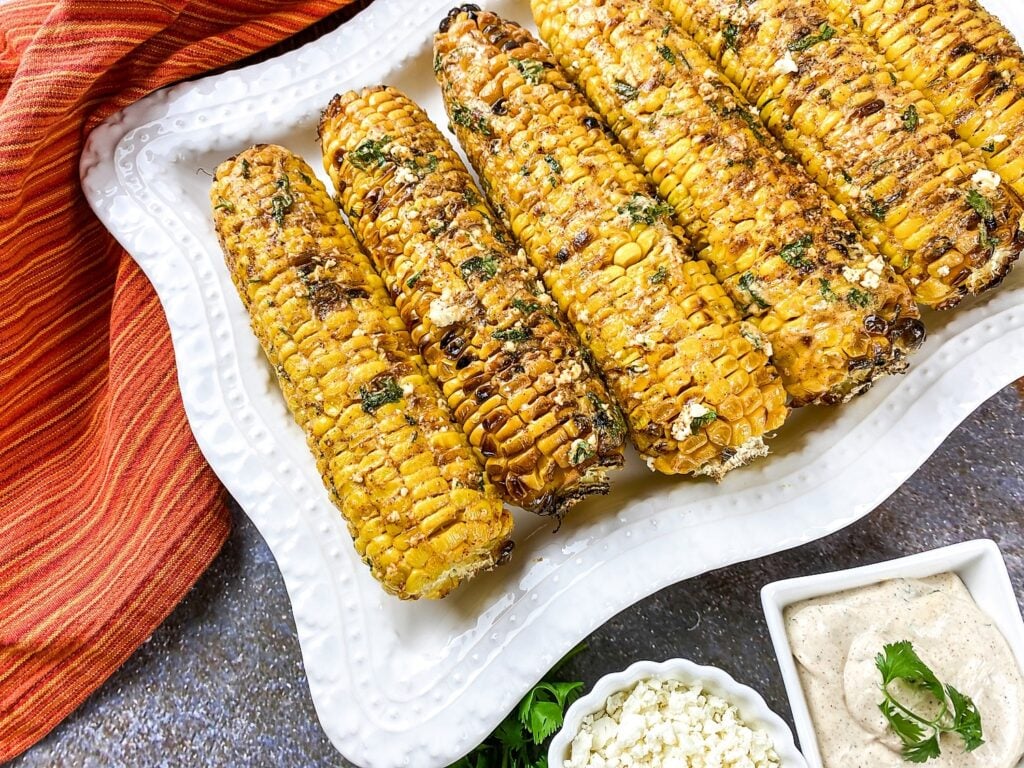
[211,144,512,599]
[435,8,789,478]
[533,0,924,406]
[319,86,625,517]
[663,0,1024,309]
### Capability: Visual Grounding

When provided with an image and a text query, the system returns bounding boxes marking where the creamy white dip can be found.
[785,574,1024,768]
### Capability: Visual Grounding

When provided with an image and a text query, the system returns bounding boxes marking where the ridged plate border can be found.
[80,1,1024,766]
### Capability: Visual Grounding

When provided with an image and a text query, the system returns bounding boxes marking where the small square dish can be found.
[761,539,1024,768]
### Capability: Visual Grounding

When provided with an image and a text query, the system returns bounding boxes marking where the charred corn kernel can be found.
[663,0,1024,309]
[318,87,625,517]
[825,0,1024,199]
[533,0,925,406]
[435,9,789,478]
[211,144,512,600]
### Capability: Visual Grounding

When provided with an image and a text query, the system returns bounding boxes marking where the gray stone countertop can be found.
[9,384,1023,768]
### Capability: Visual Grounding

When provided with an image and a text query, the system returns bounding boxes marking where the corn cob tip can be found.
[692,437,770,482]
[439,4,482,33]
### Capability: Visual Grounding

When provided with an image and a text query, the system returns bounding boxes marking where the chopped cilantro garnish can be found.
[569,439,595,466]
[613,80,639,101]
[739,272,770,309]
[690,410,719,434]
[511,57,545,85]
[512,298,540,315]
[460,253,500,281]
[779,234,814,270]
[723,22,741,50]
[359,376,403,414]
[649,265,669,284]
[847,287,872,307]
[270,175,294,226]
[901,104,920,133]
[493,327,532,343]
[451,103,491,135]
[213,196,234,213]
[349,135,392,170]
[617,194,673,225]
[788,23,836,52]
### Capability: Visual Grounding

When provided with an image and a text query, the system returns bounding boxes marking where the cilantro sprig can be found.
[876,641,984,763]
[450,645,586,768]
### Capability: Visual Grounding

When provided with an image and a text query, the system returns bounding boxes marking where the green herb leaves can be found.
[723,22,741,51]
[270,175,294,227]
[739,272,770,309]
[618,194,673,226]
[349,135,393,170]
[613,80,639,102]
[788,23,836,52]
[493,327,532,343]
[213,196,235,213]
[451,103,492,135]
[901,104,920,133]
[690,410,719,434]
[449,646,586,768]
[876,641,985,763]
[779,234,814,271]
[511,57,545,85]
[461,253,500,281]
[966,189,999,253]
[359,376,403,414]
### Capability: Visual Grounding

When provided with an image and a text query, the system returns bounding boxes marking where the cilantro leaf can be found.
[494,716,527,752]
[876,641,944,699]
[903,735,942,764]
[947,685,984,751]
[879,699,926,744]
[876,641,986,763]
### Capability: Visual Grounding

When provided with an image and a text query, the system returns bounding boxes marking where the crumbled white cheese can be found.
[842,266,864,285]
[556,360,584,387]
[992,134,1008,144]
[393,165,418,186]
[401,382,414,396]
[773,50,799,75]
[427,287,465,328]
[866,256,885,275]
[671,401,713,441]
[860,270,881,289]
[565,678,780,768]
[972,168,1002,194]
[937,265,951,277]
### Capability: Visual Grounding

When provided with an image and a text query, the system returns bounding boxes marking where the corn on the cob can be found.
[824,0,1024,199]
[210,144,512,600]
[533,0,925,407]
[435,8,789,478]
[318,86,626,517]
[663,0,1024,309]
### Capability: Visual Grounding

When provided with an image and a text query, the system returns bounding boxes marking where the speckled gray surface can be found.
[9,384,1023,768]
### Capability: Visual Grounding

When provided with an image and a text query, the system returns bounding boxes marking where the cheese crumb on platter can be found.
[564,677,780,768]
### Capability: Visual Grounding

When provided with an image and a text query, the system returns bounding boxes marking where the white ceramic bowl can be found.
[761,539,1024,768]
[547,658,807,767]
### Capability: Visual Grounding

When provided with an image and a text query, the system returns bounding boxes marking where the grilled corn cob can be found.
[824,0,1024,199]
[533,0,924,406]
[211,144,512,600]
[663,0,1024,309]
[318,86,626,516]
[435,7,789,478]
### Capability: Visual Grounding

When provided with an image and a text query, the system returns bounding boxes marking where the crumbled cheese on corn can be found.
[671,401,713,441]
[972,168,1002,194]
[565,678,780,768]
[393,165,418,186]
[773,51,799,75]
[427,287,465,328]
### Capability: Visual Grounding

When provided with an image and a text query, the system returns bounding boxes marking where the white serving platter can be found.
[79,1,1024,766]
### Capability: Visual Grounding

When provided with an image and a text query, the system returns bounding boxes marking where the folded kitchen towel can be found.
[0,0,357,760]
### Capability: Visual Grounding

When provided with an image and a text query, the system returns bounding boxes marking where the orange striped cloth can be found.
[0,1,355,760]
